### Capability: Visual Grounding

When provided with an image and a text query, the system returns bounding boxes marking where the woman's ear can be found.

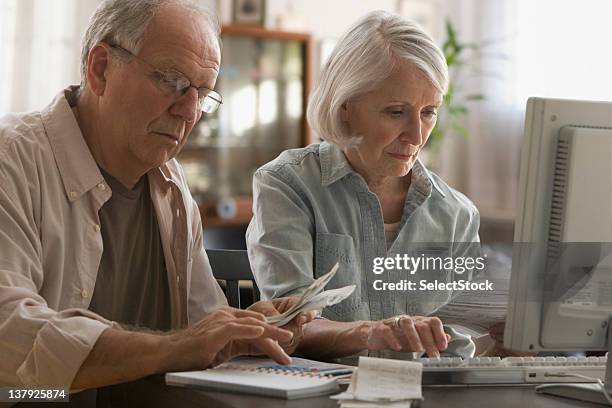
[340,102,349,122]
[86,43,112,97]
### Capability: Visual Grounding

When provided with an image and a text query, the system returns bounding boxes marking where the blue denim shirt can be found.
[246,142,480,325]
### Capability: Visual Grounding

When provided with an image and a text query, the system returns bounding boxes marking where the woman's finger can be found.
[398,317,424,352]
[415,321,439,357]
[428,317,448,350]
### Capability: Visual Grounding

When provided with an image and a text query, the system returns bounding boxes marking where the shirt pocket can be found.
[416,245,454,313]
[314,232,361,318]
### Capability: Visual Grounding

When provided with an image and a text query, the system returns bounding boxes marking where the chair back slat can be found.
[206,249,260,308]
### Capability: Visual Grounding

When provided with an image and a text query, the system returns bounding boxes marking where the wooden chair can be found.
[206,249,261,309]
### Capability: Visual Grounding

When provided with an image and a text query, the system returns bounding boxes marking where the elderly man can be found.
[0,0,306,395]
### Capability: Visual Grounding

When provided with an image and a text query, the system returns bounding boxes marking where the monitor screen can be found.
[505,97,612,352]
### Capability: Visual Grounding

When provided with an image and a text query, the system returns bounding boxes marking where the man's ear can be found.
[86,43,112,96]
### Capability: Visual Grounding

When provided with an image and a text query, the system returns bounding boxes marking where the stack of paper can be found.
[266,262,356,327]
[433,245,510,335]
[331,357,423,408]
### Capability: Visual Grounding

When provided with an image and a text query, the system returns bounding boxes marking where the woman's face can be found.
[341,62,443,181]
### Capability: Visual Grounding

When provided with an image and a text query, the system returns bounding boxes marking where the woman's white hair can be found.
[307,10,448,147]
[79,0,220,92]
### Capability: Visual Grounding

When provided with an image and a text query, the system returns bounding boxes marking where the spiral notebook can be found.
[165,357,351,400]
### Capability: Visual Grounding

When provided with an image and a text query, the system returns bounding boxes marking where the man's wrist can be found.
[157,330,190,373]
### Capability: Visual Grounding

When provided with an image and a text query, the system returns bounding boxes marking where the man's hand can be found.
[366,315,451,357]
[167,307,294,371]
[248,297,317,355]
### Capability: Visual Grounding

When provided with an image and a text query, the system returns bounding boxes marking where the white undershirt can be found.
[384,221,401,250]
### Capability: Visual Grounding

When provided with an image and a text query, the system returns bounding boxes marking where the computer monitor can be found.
[504,97,612,404]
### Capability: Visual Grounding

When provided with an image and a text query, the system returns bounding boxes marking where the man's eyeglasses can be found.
[109,44,222,114]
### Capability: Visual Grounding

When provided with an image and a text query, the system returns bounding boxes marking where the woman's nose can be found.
[398,115,423,145]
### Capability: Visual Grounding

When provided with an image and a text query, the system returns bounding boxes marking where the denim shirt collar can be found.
[319,141,446,198]
[319,141,354,186]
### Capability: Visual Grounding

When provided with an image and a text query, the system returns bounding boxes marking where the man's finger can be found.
[247,300,280,317]
[233,317,294,343]
[218,323,265,342]
[294,311,317,325]
[267,296,303,315]
[304,311,318,323]
[226,308,267,321]
[251,338,292,365]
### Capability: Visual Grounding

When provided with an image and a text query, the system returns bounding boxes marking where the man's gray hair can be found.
[79,0,220,91]
[307,10,448,147]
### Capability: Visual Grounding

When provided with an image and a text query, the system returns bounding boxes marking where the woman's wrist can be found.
[352,320,375,351]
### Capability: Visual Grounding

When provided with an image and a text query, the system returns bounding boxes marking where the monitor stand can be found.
[536,316,611,406]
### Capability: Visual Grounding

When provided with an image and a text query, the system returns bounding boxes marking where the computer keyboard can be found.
[419,355,608,385]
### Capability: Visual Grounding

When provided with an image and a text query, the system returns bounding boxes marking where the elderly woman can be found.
[247,11,480,359]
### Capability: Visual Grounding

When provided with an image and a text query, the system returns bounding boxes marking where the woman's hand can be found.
[486,322,537,357]
[366,315,451,357]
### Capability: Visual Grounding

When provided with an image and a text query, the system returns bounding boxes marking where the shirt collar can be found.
[319,141,446,198]
[414,157,447,198]
[320,141,355,186]
[42,86,175,202]
[42,86,105,202]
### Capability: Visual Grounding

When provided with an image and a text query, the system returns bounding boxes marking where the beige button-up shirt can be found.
[0,88,227,388]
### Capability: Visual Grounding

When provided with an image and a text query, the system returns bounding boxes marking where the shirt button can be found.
[97,182,107,191]
[69,191,77,199]
[176,209,180,217]
[81,289,89,299]
[93,224,101,232]
[176,275,181,284]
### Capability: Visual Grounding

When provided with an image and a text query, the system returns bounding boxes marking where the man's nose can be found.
[169,87,199,123]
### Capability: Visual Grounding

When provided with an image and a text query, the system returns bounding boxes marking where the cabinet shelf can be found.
[179,25,312,228]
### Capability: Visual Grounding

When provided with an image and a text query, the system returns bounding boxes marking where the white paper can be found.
[354,357,422,401]
[433,249,510,334]
[270,285,356,327]
[266,262,357,327]
[266,263,339,324]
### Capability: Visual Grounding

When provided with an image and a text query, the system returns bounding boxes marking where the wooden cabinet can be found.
[179,25,312,228]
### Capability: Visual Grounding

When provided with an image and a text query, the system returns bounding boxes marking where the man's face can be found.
[99,5,220,171]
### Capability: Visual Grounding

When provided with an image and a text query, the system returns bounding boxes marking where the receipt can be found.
[355,357,422,401]
[332,357,422,404]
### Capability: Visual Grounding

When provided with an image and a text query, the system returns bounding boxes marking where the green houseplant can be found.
[427,19,484,158]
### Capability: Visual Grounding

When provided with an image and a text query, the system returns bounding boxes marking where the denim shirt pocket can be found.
[417,245,454,313]
[314,232,361,318]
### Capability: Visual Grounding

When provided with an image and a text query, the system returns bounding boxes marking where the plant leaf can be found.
[466,94,485,101]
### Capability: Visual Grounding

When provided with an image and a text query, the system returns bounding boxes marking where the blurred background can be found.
[1,0,611,249]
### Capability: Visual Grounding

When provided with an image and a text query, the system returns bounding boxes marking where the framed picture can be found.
[233,0,266,26]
